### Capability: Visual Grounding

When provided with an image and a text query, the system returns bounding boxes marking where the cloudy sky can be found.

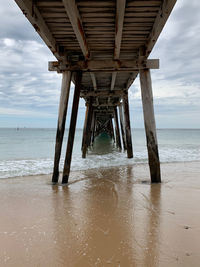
[0,0,199,128]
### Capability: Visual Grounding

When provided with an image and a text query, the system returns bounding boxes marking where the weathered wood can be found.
[111,72,117,91]
[91,112,96,145]
[123,92,133,158]
[80,90,124,98]
[110,118,115,142]
[114,107,122,149]
[52,71,71,183]
[62,0,90,58]
[92,102,120,107]
[82,98,93,158]
[90,73,97,90]
[48,59,159,72]
[81,104,89,151]
[139,68,161,183]
[62,71,82,184]
[114,0,126,59]
[111,0,126,90]
[119,104,127,150]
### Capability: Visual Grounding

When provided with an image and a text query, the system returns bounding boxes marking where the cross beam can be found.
[49,59,159,72]
[80,90,124,98]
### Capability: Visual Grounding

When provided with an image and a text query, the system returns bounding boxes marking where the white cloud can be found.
[0,0,199,128]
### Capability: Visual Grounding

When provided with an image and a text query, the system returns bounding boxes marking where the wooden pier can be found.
[15,0,177,184]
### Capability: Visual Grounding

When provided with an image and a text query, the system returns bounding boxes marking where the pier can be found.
[15,0,177,184]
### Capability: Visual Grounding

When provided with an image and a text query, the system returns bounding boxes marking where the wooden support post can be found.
[139,68,161,183]
[62,71,82,184]
[123,92,133,158]
[114,107,122,149]
[110,118,115,142]
[81,105,89,151]
[119,104,127,150]
[52,71,71,183]
[82,98,93,158]
[91,111,96,145]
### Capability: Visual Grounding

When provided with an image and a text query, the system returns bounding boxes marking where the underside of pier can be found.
[15,0,177,184]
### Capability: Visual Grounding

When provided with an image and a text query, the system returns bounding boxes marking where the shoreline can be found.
[0,161,200,266]
[1,160,200,181]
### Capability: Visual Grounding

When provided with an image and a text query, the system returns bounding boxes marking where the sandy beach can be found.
[0,161,200,266]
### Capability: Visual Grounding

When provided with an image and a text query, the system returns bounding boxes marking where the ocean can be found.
[0,128,200,178]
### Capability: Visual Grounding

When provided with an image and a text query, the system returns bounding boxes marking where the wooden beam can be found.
[123,92,133,158]
[139,68,161,183]
[111,72,117,91]
[90,73,97,90]
[52,71,72,183]
[62,71,82,184]
[80,90,124,98]
[111,0,126,91]
[114,0,126,59]
[62,0,90,59]
[92,102,120,107]
[49,59,159,72]
[125,72,138,90]
[145,0,177,55]
[15,0,61,59]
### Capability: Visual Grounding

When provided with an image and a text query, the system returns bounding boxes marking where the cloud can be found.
[0,0,199,128]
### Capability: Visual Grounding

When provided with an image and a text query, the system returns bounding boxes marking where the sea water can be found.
[0,128,200,178]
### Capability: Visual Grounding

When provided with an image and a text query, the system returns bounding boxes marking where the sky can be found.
[0,0,199,128]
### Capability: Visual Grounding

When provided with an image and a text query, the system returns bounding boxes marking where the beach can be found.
[0,161,200,266]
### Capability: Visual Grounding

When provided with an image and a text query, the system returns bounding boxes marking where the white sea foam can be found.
[0,128,200,178]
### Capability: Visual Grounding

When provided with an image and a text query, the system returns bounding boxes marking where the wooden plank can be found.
[52,71,71,183]
[62,71,82,184]
[49,59,159,72]
[139,68,161,183]
[15,0,61,59]
[127,1,161,7]
[123,92,133,158]
[62,0,90,58]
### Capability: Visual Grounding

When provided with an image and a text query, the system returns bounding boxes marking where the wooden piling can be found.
[81,104,89,151]
[119,104,127,150]
[82,97,93,158]
[123,92,133,158]
[114,107,122,149]
[52,71,71,183]
[139,68,161,183]
[110,118,115,142]
[91,111,96,145]
[62,71,82,184]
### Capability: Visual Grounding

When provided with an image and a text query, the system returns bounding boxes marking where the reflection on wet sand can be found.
[0,162,200,266]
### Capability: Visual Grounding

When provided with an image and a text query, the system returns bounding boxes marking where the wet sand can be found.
[0,162,200,266]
